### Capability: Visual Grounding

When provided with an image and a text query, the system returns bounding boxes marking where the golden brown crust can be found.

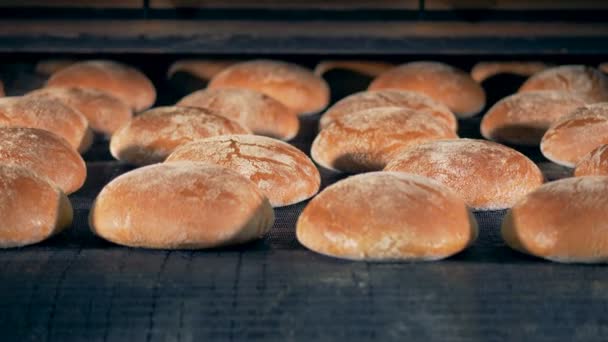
[110,106,250,165]
[311,107,457,173]
[0,164,72,248]
[574,144,608,177]
[296,172,478,261]
[208,60,330,115]
[385,139,543,210]
[481,91,586,145]
[89,162,274,249]
[519,65,608,104]
[368,61,486,117]
[166,135,320,207]
[470,61,550,83]
[35,59,78,76]
[502,176,608,263]
[28,87,132,135]
[177,88,299,140]
[540,103,608,167]
[167,59,240,80]
[320,89,457,131]
[46,60,156,112]
[314,60,395,77]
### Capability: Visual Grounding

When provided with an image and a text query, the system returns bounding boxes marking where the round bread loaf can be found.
[574,144,608,177]
[368,61,486,117]
[314,60,395,77]
[481,91,586,145]
[166,135,320,207]
[311,107,457,173]
[208,60,330,115]
[0,164,73,248]
[35,59,78,76]
[296,172,478,261]
[540,103,608,167]
[110,106,250,165]
[0,127,86,194]
[470,61,550,83]
[384,139,543,210]
[46,60,156,111]
[177,88,299,140]
[519,65,608,104]
[319,89,457,131]
[167,59,239,80]
[28,87,132,135]
[0,95,92,153]
[90,162,274,249]
[502,176,608,263]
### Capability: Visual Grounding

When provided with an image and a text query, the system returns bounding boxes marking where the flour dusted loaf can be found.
[502,176,608,263]
[470,61,550,83]
[314,60,395,77]
[0,164,72,248]
[110,106,249,165]
[166,135,320,207]
[168,59,239,80]
[177,88,299,140]
[384,139,543,210]
[296,172,478,261]
[90,162,274,249]
[574,145,608,177]
[209,60,330,115]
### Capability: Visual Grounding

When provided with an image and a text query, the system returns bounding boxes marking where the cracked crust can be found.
[574,144,608,177]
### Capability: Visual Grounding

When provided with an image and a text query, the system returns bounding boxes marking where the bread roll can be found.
[385,139,543,210]
[541,103,608,167]
[481,91,586,145]
[502,176,608,263]
[368,61,486,117]
[470,61,550,83]
[167,59,239,80]
[519,65,608,103]
[311,107,457,173]
[46,60,156,111]
[574,144,608,177]
[0,164,72,248]
[177,88,299,140]
[0,95,92,153]
[90,162,274,249]
[110,106,249,165]
[208,60,330,115]
[314,60,395,77]
[166,135,320,207]
[35,59,78,76]
[28,87,132,135]
[319,89,457,131]
[296,172,478,261]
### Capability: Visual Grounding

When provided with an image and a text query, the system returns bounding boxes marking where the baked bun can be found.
[167,59,239,80]
[90,162,274,249]
[311,107,457,173]
[177,88,299,140]
[385,139,543,211]
[110,106,249,165]
[0,164,72,248]
[540,103,608,167]
[0,127,86,194]
[28,87,132,135]
[368,61,486,117]
[574,144,608,177]
[208,60,330,115]
[470,61,550,83]
[502,176,608,263]
[46,60,156,111]
[481,91,586,145]
[519,65,608,103]
[0,95,92,153]
[314,60,395,77]
[35,59,78,76]
[296,172,478,261]
[166,135,320,207]
[319,89,457,131]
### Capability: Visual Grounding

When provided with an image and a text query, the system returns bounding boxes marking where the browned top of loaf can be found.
[166,135,320,207]
[368,61,486,117]
[481,90,586,145]
[296,172,477,261]
[28,87,132,135]
[110,106,249,165]
[90,162,274,249]
[35,59,78,76]
[319,89,457,131]
[470,61,550,83]
[541,103,608,167]
[167,59,240,80]
[574,144,608,177]
[314,60,395,77]
[519,65,608,104]
[46,60,156,112]
[385,139,543,210]
[177,88,299,140]
[311,106,457,173]
[208,59,330,115]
